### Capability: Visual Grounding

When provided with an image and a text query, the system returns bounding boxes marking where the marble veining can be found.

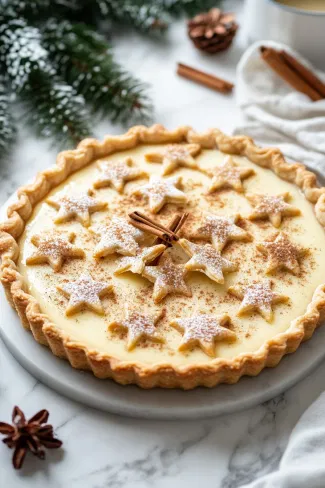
[222,396,287,487]
[1,1,325,487]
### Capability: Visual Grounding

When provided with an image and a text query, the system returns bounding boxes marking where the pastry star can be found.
[247,192,300,228]
[26,232,85,272]
[191,214,251,251]
[114,244,166,276]
[133,175,187,214]
[108,309,165,351]
[179,239,237,284]
[143,252,191,303]
[47,191,107,227]
[170,314,236,357]
[93,157,146,193]
[228,280,289,322]
[145,143,201,176]
[206,156,255,193]
[257,232,306,275]
[92,217,144,258]
[57,273,113,316]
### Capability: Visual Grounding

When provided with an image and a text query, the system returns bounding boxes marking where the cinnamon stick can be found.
[129,211,179,240]
[151,212,189,245]
[153,214,182,246]
[177,63,234,94]
[150,213,189,265]
[130,220,173,243]
[280,50,325,98]
[260,46,322,102]
[174,212,189,234]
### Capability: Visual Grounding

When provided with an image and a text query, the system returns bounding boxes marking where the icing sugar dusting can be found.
[58,273,113,315]
[184,315,229,340]
[193,215,248,251]
[264,234,299,263]
[243,282,275,306]
[165,145,191,160]
[143,177,180,198]
[95,159,143,192]
[36,235,74,258]
[61,194,97,211]
[128,311,158,337]
[254,195,288,214]
[94,217,143,256]
[191,242,225,268]
[203,216,237,238]
[64,274,107,304]
[100,160,134,179]
[171,314,236,356]
[158,257,186,287]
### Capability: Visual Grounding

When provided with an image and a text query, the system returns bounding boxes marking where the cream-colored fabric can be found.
[236,41,325,171]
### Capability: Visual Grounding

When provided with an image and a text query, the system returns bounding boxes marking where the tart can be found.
[1,125,325,389]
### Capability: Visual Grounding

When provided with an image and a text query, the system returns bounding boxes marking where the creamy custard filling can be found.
[18,145,325,365]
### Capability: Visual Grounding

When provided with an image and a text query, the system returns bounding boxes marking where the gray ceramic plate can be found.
[1,189,325,420]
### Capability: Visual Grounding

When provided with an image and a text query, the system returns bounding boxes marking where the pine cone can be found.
[188,8,238,54]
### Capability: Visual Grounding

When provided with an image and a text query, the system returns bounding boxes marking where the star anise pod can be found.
[188,8,238,54]
[0,406,62,469]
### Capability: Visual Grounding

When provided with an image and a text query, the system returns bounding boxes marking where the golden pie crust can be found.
[1,124,325,389]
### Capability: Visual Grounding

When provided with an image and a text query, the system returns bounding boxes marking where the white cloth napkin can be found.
[235,41,325,173]
[236,41,325,488]
[242,391,325,488]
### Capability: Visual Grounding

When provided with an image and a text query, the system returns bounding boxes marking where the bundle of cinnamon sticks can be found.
[260,46,325,102]
[129,211,188,245]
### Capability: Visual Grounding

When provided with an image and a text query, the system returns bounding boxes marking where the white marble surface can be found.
[1,1,325,486]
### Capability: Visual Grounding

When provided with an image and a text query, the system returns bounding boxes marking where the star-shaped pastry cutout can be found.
[142,252,191,303]
[257,232,307,275]
[191,214,251,251]
[57,273,113,316]
[114,244,166,276]
[133,175,187,214]
[179,239,237,284]
[170,313,236,357]
[145,143,201,175]
[92,217,144,258]
[228,280,289,322]
[108,309,165,351]
[247,192,300,228]
[26,232,85,272]
[93,157,146,193]
[47,191,107,227]
[206,156,255,193]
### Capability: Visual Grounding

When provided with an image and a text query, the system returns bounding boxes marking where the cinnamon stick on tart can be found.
[150,212,189,265]
[129,212,188,265]
[260,46,325,102]
[129,211,183,244]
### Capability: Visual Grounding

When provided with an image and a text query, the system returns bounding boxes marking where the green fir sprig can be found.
[0,15,91,145]
[83,0,170,33]
[0,0,79,19]
[0,0,223,156]
[0,77,15,154]
[155,0,222,17]
[42,19,153,124]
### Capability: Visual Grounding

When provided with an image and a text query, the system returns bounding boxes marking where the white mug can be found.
[245,0,325,67]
